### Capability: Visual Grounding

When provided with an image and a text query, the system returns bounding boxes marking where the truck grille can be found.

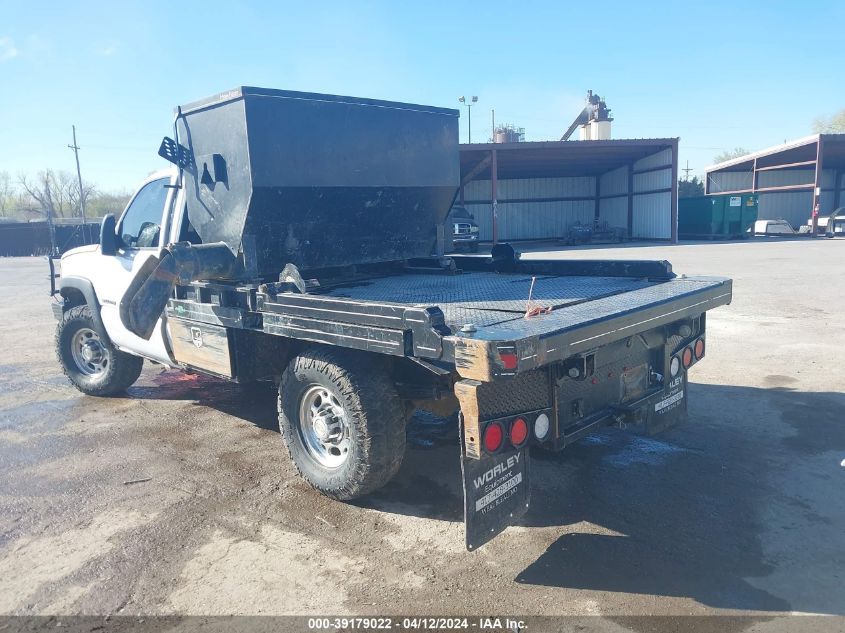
[455,223,473,235]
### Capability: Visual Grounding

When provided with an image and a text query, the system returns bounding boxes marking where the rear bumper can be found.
[456,316,707,460]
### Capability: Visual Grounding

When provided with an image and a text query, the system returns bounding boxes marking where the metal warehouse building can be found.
[705,134,845,229]
[458,138,679,243]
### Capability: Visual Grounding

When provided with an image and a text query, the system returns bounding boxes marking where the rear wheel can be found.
[277,347,406,500]
[56,305,144,396]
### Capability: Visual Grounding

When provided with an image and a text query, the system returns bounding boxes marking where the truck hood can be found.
[60,244,101,280]
[62,244,100,259]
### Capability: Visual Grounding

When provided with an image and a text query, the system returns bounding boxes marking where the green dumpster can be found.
[679,194,758,240]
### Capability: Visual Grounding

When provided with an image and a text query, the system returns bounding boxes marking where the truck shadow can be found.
[373,383,845,615]
[128,370,845,614]
[129,371,280,431]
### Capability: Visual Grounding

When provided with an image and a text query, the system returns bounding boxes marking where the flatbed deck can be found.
[315,270,730,341]
[171,260,732,381]
[316,272,657,330]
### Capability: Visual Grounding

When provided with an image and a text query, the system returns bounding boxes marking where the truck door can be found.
[94,172,176,364]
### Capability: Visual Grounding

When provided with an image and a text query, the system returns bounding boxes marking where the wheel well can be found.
[61,287,86,309]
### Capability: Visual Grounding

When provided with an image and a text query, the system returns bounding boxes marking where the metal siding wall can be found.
[757,169,815,188]
[464,177,594,199]
[632,193,671,238]
[839,171,845,212]
[708,168,836,190]
[633,148,672,171]
[463,176,596,241]
[464,179,490,201]
[497,200,594,240]
[757,192,813,228]
[632,147,674,239]
[821,169,836,189]
[463,146,676,241]
[473,203,494,240]
[600,166,628,196]
[634,169,672,192]
[820,190,834,212]
[708,171,752,192]
[714,168,840,229]
[599,196,628,227]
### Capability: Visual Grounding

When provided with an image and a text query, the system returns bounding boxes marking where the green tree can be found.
[679,176,704,198]
[713,148,750,164]
[813,108,845,133]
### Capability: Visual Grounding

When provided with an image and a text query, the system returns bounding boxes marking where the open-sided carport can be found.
[458,138,679,244]
[705,133,845,231]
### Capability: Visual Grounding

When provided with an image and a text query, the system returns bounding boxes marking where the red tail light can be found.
[682,346,693,369]
[483,422,504,453]
[510,418,529,447]
[498,353,518,370]
[694,338,705,360]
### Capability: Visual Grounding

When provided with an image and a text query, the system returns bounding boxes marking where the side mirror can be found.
[100,214,117,256]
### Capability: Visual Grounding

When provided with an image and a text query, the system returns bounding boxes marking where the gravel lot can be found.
[1,239,843,623]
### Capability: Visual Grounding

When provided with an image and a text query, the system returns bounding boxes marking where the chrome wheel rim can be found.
[298,385,351,468]
[70,328,108,376]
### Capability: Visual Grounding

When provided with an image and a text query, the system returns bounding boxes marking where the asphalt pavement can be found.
[1,239,843,625]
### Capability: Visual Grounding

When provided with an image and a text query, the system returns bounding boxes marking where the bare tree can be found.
[0,171,14,217]
[18,170,81,219]
[12,168,112,221]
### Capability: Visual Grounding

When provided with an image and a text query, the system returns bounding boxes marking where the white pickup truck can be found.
[50,87,732,549]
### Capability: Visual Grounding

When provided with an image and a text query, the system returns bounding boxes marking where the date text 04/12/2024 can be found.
[307,617,527,630]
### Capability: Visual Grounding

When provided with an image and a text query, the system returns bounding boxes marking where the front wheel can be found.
[277,347,406,500]
[56,305,144,396]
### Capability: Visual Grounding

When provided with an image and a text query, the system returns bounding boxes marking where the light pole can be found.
[458,96,478,143]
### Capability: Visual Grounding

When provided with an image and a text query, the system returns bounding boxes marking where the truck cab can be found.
[56,167,192,384]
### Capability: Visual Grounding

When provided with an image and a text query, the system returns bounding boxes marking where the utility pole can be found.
[68,125,86,225]
[682,160,693,181]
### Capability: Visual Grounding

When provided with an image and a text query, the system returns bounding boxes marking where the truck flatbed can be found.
[317,270,728,337]
[286,265,732,379]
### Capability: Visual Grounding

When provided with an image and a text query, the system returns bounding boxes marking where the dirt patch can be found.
[0,509,156,613]
[167,524,365,615]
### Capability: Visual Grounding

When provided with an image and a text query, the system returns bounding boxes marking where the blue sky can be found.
[2,0,844,192]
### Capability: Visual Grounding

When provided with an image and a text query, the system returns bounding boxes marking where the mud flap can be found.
[646,373,688,435]
[461,444,530,551]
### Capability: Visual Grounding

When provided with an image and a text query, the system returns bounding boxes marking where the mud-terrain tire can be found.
[56,305,144,396]
[277,347,406,500]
